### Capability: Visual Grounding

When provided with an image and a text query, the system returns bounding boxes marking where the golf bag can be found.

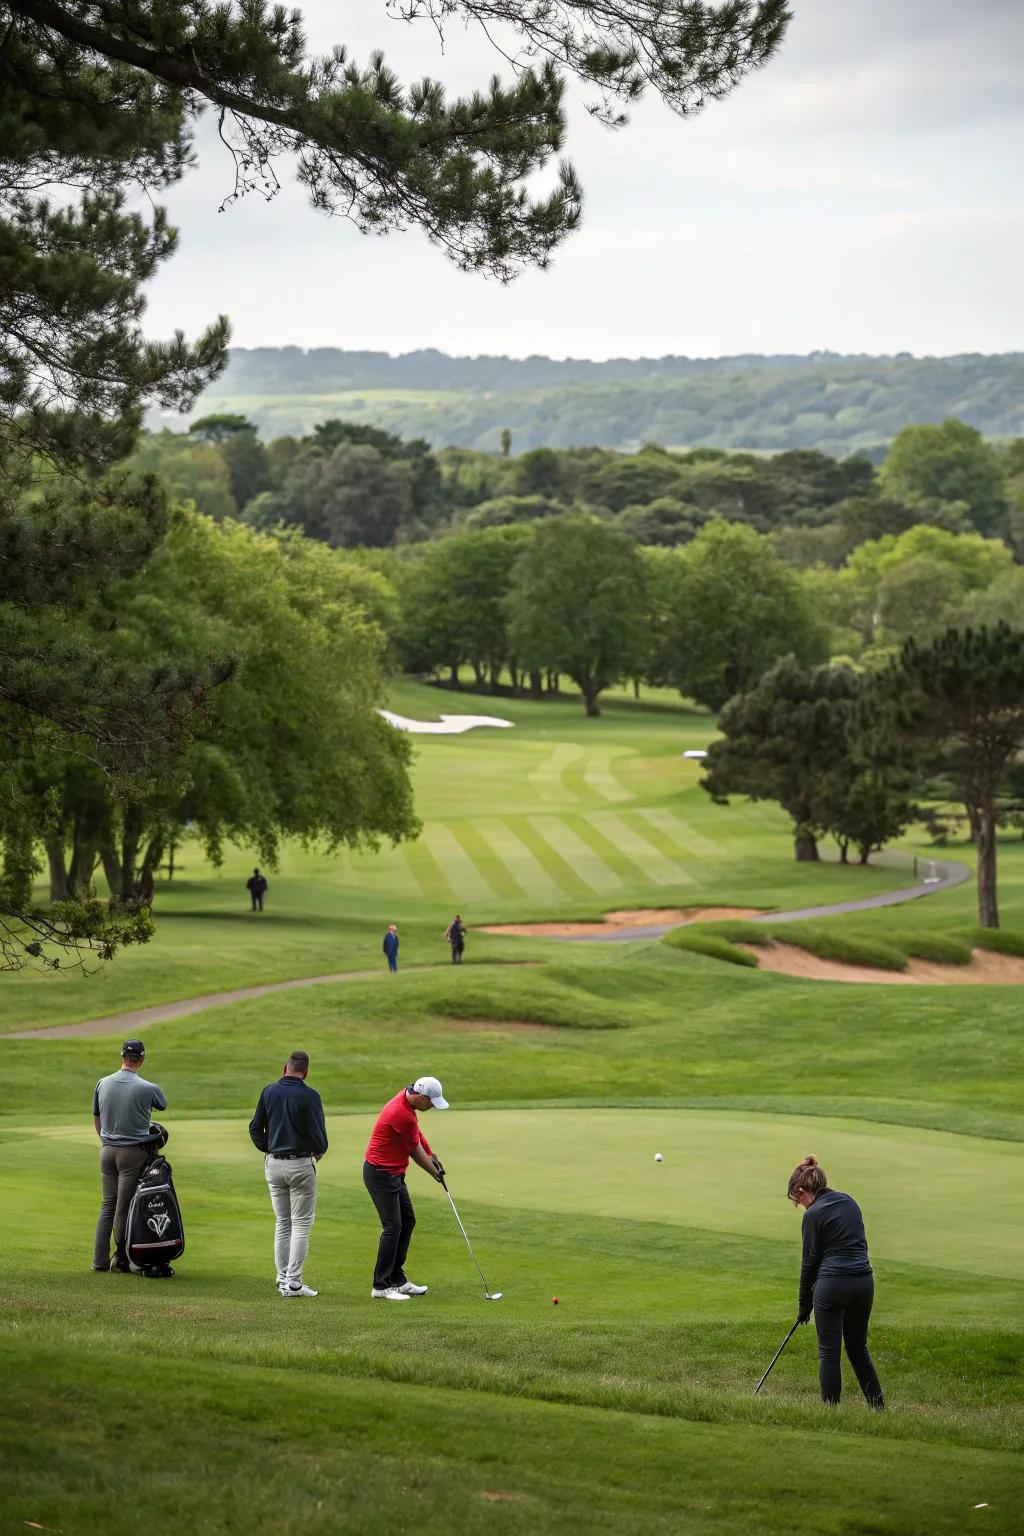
[125,1129,185,1277]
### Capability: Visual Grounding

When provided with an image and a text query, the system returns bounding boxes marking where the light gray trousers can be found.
[264,1155,317,1286]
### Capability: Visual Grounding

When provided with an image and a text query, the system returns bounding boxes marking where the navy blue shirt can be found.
[249,1077,328,1158]
[799,1188,872,1314]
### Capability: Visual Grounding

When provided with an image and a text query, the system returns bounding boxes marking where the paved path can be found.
[6,961,539,1041]
[5,860,971,1039]
[552,857,973,942]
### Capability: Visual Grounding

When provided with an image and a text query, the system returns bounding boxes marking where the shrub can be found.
[883,932,973,966]
[662,929,759,967]
[768,923,908,972]
[972,928,1024,958]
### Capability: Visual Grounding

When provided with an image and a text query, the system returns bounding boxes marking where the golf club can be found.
[438,1170,502,1300]
[753,1320,800,1394]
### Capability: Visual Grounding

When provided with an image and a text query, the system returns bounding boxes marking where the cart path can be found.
[4,859,971,1039]
[5,963,533,1041]
[542,857,973,941]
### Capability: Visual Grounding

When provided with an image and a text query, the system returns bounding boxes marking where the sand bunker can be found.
[377,709,513,735]
[481,907,762,938]
[743,942,1024,986]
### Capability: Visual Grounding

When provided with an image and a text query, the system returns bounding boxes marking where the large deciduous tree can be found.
[665,520,827,710]
[36,515,418,904]
[506,517,649,715]
[880,420,1007,539]
[869,624,1024,928]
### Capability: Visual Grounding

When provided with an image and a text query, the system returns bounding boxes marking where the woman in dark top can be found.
[789,1155,884,1409]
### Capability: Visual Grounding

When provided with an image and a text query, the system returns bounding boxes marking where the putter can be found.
[754,1320,800,1395]
[438,1171,502,1300]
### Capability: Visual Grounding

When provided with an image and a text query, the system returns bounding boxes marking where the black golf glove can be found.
[796,1310,811,1325]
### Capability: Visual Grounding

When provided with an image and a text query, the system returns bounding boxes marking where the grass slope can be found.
[2,681,1022,1534]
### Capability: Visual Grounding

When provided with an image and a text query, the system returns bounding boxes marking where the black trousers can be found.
[250,892,263,911]
[450,943,464,965]
[814,1273,883,1405]
[363,1161,416,1290]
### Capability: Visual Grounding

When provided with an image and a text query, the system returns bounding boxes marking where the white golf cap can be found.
[411,1075,449,1109]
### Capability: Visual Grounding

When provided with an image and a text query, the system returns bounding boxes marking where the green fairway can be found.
[2,680,1022,1533]
[1,680,913,1034]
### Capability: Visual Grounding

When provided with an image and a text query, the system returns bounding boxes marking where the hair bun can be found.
[802,1155,818,1167]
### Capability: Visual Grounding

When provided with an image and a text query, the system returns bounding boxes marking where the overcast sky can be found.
[142,0,1024,360]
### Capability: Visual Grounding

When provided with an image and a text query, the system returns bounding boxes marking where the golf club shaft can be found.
[442,1182,494,1296]
[754,1321,800,1395]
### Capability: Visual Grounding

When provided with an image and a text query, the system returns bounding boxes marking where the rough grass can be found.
[973,927,1024,958]
[881,931,974,965]
[764,923,909,971]
[660,929,759,966]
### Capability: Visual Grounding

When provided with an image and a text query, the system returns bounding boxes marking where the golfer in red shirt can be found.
[363,1076,448,1301]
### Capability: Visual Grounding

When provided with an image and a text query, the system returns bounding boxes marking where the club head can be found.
[485,1292,503,1301]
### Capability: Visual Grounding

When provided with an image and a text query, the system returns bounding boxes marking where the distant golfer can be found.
[92,1039,167,1273]
[444,914,466,965]
[249,1051,328,1298]
[383,923,399,974]
[246,867,268,911]
[363,1077,448,1301]
[789,1155,884,1409]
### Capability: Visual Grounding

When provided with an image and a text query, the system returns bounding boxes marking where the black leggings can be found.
[363,1161,416,1290]
[814,1273,883,1405]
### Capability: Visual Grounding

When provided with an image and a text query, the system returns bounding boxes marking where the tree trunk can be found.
[529,669,543,699]
[100,842,123,902]
[836,837,849,865]
[579,678,602,718]
[488,663,500,693]
[472,660,486,689]
[794,827,819,861]
[448,663,459,687]
[976,798,999,928]
[44,835,71,902]
[116,807,143,906]
[135,837,164,904]
[633,678,641,700]
[857,844,872,865]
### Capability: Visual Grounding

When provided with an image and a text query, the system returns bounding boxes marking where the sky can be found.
[142,0,1024,360]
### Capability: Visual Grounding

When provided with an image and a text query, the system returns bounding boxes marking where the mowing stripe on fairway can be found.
[399,831,458,901]
[528,743,585,805]
[473,819,565,905]
[446,819,527,902]
[585,811,694,887]
[507,817,598,900]
[527,815,626,895]
[420,822,503,904]
[582,747,635,804]
[637,808,723,860]
[561,746,633,805]
[565,814,655,888]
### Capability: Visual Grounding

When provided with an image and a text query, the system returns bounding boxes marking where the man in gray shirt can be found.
[92,1039,168,1272]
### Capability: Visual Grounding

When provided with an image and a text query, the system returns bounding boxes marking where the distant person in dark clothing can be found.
[383,923,399,974]
[249,1050,328,1297]
[246,867,268,911]
[444,914,466,965]
[789,1155,884,1409]
[92,1039,167,1272]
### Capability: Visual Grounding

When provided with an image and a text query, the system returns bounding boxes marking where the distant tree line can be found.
[185,350,1024,453]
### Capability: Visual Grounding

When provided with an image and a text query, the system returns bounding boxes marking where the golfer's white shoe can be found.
[395,1281,428,1296]
[280,1283,319,1297]
[370,1287,410,1301]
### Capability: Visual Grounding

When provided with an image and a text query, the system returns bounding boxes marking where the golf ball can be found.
[552,1296,559,1305]
[655,1153,663,1162]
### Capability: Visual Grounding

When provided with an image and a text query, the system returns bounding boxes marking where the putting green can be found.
[28,1107,1023,1279]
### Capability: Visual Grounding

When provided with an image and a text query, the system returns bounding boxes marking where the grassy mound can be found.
[696,920,774,946]
[973,927,1024,957]
[883,931,974,965]
[765,923,909,971]
[662,929,759,967]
